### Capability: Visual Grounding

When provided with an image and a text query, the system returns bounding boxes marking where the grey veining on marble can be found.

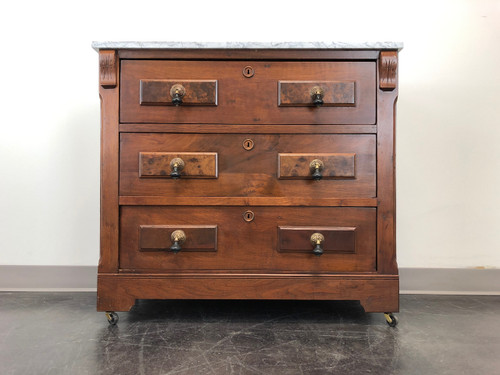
[1,293,499,375]
[92,41,403,51]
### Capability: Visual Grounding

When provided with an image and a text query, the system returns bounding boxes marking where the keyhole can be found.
[243,138,255,151]
[242,66,254,78]
[242,138,254,151]
[243,210,255,222]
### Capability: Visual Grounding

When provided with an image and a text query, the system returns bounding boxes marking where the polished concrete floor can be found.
[0,293,499,374]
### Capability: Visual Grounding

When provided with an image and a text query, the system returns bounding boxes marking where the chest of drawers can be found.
[94,42,402,324]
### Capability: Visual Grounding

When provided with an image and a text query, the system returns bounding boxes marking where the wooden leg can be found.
[97,275,136,312]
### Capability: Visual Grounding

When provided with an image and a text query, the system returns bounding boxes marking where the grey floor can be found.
[0,293,499,375]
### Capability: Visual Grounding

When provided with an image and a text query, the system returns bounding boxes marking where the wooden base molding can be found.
[97,273,399,313]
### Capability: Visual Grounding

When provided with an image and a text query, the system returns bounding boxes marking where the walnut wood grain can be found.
[278,153,355,179]
[119,124,377,134]
[140,225,217,252]
[118,196,378,207]
[120,60,376,125]
[120,134,375,198]
[119,206,376,273]
[97,47,400,316]
[140,80,218,106]
[97,273,399,312]
[278,226,356,253]
[139,152,218,178]
[278,81,355,106]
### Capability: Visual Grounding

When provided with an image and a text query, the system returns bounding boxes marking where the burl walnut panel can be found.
[140,80,218,106]
[120,60,376,124]
[278,153,355,179]
[139,152,218,178]
[278,81,355,106]
[119,206,376,273]
[120,133,375,198]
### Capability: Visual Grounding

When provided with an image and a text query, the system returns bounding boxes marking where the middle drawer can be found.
[120,133,375,198]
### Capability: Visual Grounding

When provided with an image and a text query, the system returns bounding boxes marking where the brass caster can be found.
[384,312,398,327]
[105,311,119,325]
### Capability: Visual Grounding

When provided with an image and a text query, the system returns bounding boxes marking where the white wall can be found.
[1,0,499,267]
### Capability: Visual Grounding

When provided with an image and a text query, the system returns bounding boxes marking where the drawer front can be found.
[120,60,376,124]
[120,206,376,272]
[120,133,375,198]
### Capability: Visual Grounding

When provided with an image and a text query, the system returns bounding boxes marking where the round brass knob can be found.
[310,232,325,256]
[170,157,185,179]
[170,230,186,253]
[310,86,324,107]
[170,84,186,106]
[309,159,324,181]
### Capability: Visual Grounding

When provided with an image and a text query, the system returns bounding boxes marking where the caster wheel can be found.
[384,313,398,327]
[105,311,119,325]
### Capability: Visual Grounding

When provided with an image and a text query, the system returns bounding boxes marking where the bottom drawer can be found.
[120,206,376,273]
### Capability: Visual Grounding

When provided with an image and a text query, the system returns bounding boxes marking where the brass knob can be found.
[310,232,325,256]
[310,86,324,107]
[170,157,185,179]
[309,159,324,181]
[170,230,186,253]
[170,84,186,106]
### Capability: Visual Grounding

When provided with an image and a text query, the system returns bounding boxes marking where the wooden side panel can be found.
[98,50,119,273]
[140,225,217,252]
[139,152,218,178]
[278,153,355,179]
[140,80,218,105]
[278,226,356,253]
[377,51,399,274]
[278,81,355,106]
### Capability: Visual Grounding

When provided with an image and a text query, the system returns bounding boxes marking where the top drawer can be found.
[120,60,376,125]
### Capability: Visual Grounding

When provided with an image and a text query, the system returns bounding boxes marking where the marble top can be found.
[91,41,403,51]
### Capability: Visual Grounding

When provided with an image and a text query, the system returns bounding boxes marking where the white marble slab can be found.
[92,41,403,51]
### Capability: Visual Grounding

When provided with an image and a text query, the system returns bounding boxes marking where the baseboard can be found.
[0,266,97,292]
[0,266,498,295]
[399,268,500,295]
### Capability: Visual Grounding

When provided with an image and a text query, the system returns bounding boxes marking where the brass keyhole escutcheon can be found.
[243,66,255,78]
[243,210,255,222]
[243,138,254,151]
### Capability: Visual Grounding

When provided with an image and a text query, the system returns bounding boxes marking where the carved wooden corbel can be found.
[99,50,117,88]
[379,51,398,91]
